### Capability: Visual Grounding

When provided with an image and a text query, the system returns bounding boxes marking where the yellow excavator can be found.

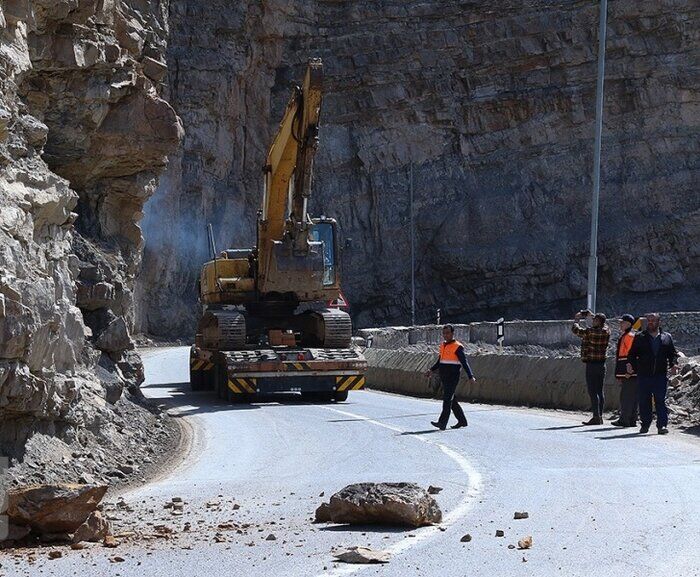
[189,58,366,402]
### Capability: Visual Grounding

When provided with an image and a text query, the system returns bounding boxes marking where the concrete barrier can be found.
[365,348,620,411]
[361,311,700,353]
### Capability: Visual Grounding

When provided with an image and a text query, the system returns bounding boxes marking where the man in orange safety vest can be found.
[425,324,476,430]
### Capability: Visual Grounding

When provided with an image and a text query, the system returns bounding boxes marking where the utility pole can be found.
[410,163,416,326]
[587,0,608,313]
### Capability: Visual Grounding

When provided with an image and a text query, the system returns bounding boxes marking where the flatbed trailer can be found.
[189,345,366,402]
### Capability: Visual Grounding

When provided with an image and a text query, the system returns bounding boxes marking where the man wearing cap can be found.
[572,310,611,425]
[611,314,638,427]
[626,312,679,435]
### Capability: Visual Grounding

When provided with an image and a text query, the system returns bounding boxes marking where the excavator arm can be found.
[260,59,323,267]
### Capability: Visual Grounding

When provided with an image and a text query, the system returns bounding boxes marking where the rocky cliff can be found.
[138,0,699,336]
[0,0,181,478]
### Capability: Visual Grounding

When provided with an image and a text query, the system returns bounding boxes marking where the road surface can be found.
[12,346,700,576]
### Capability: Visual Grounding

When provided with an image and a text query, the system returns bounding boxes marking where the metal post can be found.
[410,163,415,326]
[587,0,608,313]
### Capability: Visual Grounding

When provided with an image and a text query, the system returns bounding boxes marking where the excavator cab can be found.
[310,218,337,287]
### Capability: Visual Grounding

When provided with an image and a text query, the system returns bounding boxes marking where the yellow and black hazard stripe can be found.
[335,375,365,392]
[190,359,214,371]
[227,377,257,394]
[286,361,313,371]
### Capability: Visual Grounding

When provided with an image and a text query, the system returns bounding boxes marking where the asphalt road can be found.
[13,346,700,576]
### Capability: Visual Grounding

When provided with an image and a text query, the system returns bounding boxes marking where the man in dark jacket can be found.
[611,314,639,427]
[626,313,679,435]
[572,310,611,425]
[425,325,476,430]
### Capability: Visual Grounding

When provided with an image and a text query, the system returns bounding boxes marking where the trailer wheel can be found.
[214,364,228,400]
[334,391,348,402]
[190,368,204,392]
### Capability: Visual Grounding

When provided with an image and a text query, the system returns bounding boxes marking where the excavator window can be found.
[310,222,336,286]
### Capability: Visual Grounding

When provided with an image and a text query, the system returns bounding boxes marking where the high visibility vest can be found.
[439,340,463,365]
[615,331,636,378]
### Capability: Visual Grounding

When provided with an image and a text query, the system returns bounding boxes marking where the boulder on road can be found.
[6,484,108,534]
[315,482,442,527]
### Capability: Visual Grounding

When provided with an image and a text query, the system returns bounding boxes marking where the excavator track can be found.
[198,309,246,351]
[310,308,352,348]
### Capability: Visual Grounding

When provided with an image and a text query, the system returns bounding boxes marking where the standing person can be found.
[425,324,476,430]
[611,314,639,427]
[572,310,611,425]
[627,313,679,435]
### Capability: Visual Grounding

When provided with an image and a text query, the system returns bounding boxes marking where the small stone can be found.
[103,535,119,548]
[496,530,505,537]
[518,536,533,550]
[514,511,529,520]
[460,534,472,542]
[508,544,516,549]
[266,533,277,541]
[333,546,390,564]
[48,550,63,560]
[427,486,443,495]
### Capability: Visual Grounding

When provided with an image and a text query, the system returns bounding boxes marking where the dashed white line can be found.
[315,406,483,576]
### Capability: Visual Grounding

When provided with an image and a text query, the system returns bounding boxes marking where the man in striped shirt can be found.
[572,310,611,425]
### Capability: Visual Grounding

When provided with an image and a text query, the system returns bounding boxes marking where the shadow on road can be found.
[141,382,358,417]
[397,429,442,436]
[595,431,644,440]
[532,424,585,431]
[318,524,414,534]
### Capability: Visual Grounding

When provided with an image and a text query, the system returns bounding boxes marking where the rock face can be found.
[137,0,699,336]
[0,2,181,475]
[315,482,442,527]
[6,483,107,534]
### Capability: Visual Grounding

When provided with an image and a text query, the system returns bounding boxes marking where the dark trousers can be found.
[639,375,668,429]
[438,378,467,427]
[618,377,638,426]
[585,362,606,417]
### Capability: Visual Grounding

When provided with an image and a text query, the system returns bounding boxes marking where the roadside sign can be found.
[496,317,505,351]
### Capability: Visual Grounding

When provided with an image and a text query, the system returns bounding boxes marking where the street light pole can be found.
[587,0,608,313]
[410,162,416,326]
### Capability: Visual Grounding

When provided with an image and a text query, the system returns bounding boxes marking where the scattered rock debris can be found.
[496,530,505,537]
[427,485,443,495]
[460,534,472,542]
[518,536,533,550]
[514,511,529,519]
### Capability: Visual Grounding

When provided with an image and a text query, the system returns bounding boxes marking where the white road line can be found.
[315,406,483,577]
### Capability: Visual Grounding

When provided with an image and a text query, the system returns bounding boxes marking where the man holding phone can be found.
[572,310,611,425]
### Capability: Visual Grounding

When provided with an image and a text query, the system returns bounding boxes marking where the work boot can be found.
[431,421,446,431]
[639,425,650,434]
[451,421,468,429]
[582,416,603,425]
[657,427,669,435]
[611,420,624,427]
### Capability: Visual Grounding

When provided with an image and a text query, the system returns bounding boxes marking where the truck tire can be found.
[190,368,204,392]
[334,391,348,402]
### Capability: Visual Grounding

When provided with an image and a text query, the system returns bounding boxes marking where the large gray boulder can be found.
[315,482,442,527]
